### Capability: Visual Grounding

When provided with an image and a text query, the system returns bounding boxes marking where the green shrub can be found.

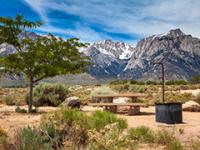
[40,107,128,148]
[155,129,182,150]
[129,85,147,93]
[88,110,127,131]
[191,75,200,84]
[41,107,89,147]
[0,128,7,146]
[166,80,188,85]
[14,126,53,150]
[146,80,158,85]
[69,86,92,105]
[128,126,155,143]
[3,95,15,105]
[130,80,137,84]
[109,80,129,85]
[90,86,115,98]
[153,92,196,104]
[196,92,200,104]
[26,82,69,107]
[88,126,136,150]
[15,106,27,113]
[40,122,62,149]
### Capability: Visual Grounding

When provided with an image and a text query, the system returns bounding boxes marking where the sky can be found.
[1,0,200,45]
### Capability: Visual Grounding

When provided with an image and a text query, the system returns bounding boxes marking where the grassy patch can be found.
[3,95,15,105]
[88,110,127,131]
[14,127,53,150]
[155,129,182,150]
[15,106,27,113]
[128,126,155,143]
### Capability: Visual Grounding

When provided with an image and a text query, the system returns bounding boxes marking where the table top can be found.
[93,93,147,98]
[88,103,146,106]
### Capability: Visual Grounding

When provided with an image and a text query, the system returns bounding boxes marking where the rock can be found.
[183,101,200,112]
[63,96,80,108]
[113,97,129,103]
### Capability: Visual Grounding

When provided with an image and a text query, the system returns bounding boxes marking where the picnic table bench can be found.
[89,103,147,115]
[92,93,147,103]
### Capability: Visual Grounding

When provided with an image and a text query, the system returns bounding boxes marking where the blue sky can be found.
[1,0,200,45]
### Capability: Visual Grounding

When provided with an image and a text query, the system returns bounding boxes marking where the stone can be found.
[113,97,129,103]
[183,101,200,112]
[63,96,80,108]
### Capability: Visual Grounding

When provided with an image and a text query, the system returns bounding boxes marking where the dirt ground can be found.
[0,104,200,146]
[180,89,200,96]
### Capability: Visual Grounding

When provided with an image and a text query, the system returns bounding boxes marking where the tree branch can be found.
[33,76,46,83]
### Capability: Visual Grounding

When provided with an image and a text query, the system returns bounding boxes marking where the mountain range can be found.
[83,29,200,80]
[0,29,200,86]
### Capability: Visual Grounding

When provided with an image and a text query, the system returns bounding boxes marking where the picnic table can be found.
[92,93,147,103]
[89,103,147,115]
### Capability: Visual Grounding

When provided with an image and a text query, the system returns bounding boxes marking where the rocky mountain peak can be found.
[167,28,185,37]
[86,40,134,60]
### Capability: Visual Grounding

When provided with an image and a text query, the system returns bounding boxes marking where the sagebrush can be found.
[26,83,69,106]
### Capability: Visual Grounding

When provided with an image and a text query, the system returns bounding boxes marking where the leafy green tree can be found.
[0,15,89,112]
[0,15,42,51]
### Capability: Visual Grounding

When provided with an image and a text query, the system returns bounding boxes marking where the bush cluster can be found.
[3,95,15,105]
[0,128,7,149]
[69,86,92,105]
[191,75,200,84]
[8,107,200,150]
[110,79,160,85]
[148,92,198,105]
[26,82,69,107]
[13,107,127,150]
[196,92,200,104]
[15,106,27,113]
[128,126,182,150]
[166,80,188,85]
[90,86,115,100]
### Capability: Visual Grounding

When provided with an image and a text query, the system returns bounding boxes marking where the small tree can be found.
[0,15,89,112]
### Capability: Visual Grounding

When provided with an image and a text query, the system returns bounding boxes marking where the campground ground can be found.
[0,104,200,146]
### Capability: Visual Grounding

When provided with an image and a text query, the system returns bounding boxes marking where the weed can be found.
[3,95,15,105]
[88,110,127,131]
[128,126,155,143]
[15,106,27,113]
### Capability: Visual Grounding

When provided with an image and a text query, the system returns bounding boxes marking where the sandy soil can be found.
[180,89,200,96]
[0,105,200,145]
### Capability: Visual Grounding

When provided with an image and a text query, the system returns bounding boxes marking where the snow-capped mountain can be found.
[1,29,200,82]
[82,40,134,78]
[84,29,200,80]
[84,40,134,59]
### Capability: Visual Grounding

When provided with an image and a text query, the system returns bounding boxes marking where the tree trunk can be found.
[28,76,33,113]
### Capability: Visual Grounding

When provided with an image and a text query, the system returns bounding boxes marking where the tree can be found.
[0,15,89,112]
[0,15,42,51]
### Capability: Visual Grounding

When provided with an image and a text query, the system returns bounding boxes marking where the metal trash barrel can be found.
[155,103,182,124]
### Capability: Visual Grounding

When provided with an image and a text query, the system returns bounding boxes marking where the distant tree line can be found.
[110,75,200,85]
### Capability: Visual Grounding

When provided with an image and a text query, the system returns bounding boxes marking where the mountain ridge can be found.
[0,28,200,85]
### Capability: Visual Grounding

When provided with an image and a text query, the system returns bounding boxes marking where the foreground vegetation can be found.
[0,107,200,150]
[0,82,200,107]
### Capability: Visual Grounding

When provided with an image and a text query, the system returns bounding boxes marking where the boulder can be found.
[63,96,80,108]
[113,97,129,103]
[182,101,200,112]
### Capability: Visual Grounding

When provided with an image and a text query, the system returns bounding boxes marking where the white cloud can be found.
[37,25,110,42]
[23,0,200,43]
